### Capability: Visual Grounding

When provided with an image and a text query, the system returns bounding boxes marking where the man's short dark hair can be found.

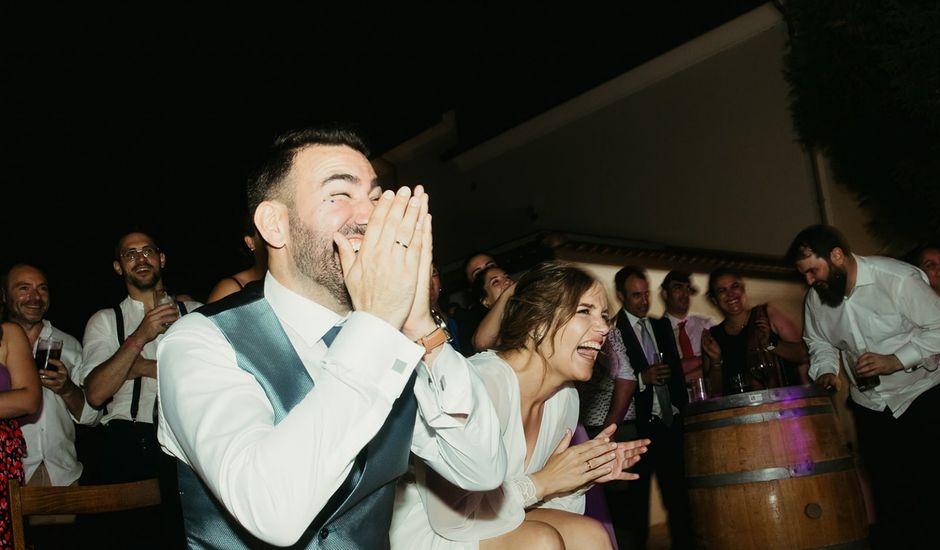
[614,265,647,293]
[661,270,695,291]
[246,127,371,219]
[786,224,852,264]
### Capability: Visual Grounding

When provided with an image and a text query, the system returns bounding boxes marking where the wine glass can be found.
[750,357,769,389]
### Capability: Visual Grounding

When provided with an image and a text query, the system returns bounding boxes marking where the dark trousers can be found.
[604,417,691,550]
[851,383,940,550]
[78,421,185,550]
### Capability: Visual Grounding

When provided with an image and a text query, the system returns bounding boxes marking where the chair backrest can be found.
[8,477,161,550]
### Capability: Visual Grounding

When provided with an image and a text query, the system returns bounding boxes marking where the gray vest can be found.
[176,282,418,549]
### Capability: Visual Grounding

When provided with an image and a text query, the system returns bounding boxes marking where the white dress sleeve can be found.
[420,357,587,543]
[419,353,529,542]
[411,345,507,492]
[533,387,586,514]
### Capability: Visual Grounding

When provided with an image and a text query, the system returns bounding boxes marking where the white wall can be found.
[380,4,870,270]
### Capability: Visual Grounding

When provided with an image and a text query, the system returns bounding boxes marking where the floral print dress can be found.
[0,362,26,549]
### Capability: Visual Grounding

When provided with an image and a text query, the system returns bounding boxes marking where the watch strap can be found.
[417,327,449,354]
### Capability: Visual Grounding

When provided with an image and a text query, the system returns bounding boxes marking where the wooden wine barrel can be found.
[684,385,868,549]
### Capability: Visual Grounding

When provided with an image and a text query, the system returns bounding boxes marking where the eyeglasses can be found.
[120,247,159,262]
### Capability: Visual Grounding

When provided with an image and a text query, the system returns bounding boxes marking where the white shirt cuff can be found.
[414,345,475,429]
[322,312,424,402]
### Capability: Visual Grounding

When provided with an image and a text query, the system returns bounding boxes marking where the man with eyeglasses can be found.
[77,230,201,549]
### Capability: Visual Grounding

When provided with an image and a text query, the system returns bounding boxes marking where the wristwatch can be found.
[416,310,452,354]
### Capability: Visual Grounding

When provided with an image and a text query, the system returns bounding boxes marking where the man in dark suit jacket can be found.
[609,265,692,550]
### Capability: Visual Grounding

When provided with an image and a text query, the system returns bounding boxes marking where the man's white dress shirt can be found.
[804,254,940,416]
[20,320,99,485]
[156,274,505,547]
[79,295,203,425]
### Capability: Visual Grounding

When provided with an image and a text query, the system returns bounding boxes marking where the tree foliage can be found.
[781,0,940,253]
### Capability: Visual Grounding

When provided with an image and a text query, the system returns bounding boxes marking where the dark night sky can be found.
[1,2,766,338]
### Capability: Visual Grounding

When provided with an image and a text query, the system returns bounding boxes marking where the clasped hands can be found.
[530,424,650,501]
[335,185,435,341]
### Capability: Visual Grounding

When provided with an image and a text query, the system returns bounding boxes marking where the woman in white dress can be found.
[392,262,650,549]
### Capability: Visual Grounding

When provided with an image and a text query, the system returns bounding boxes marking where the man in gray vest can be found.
[157,127,506,549]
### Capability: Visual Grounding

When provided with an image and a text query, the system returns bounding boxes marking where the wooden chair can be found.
[8,477,162,550]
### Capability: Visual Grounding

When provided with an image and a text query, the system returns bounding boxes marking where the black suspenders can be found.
[112,301,188,421]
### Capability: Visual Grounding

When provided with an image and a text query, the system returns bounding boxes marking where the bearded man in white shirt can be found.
[78,230,201,548]
[157,127,505,549]
[788,224,940,550]
[3,265,98,508]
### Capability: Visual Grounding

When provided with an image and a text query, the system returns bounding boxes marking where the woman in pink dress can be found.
[0,321,41,548]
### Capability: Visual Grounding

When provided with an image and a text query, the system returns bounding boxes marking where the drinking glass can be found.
[842,349,880,392]
[749,358,768,388]
[35,338,64,372]
[688,377,709,402]
[729,373,749,394]
[154,288,179,327]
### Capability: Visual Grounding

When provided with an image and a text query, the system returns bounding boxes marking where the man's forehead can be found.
[295,144,377,182]
[626,275,648,290]
[795,252,823,267]
[120,233,156,250]
[10,265,43,280]
[796,246,820,260]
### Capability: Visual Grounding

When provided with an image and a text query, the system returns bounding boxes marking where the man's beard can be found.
[289,210,361,309]
[127,266,160,292]
[814,263,847,308]
[12,299,47,324]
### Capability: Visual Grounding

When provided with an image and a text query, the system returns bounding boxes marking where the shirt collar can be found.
[264,272,346,347]
[39,319,54,339]
[665,312,687,327]
[852,254,874,290]
[622,309,646,328]
[122,294,146,310]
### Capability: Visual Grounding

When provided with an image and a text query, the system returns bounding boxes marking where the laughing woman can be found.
[701,267,809,394]
[391,262,649,550]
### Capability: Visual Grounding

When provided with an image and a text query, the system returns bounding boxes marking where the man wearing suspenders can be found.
[78,230,201,548]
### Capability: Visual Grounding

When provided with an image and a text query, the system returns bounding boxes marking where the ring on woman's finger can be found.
[394,240,409,249]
